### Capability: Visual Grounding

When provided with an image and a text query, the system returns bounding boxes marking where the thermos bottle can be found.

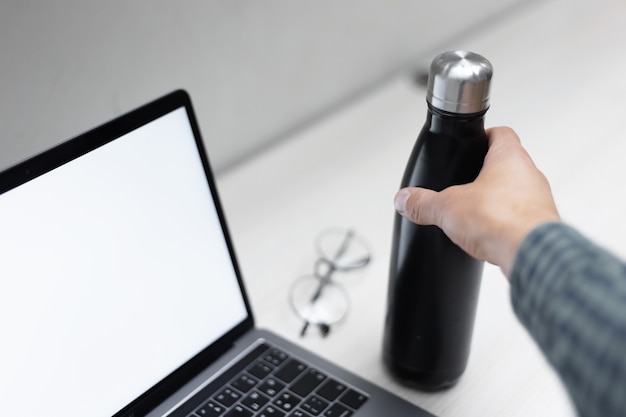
[383,50,493,390]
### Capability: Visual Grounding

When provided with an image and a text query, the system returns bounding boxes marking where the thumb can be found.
[394,187,444,227]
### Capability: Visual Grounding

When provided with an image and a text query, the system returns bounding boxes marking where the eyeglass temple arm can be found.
[331,229,355,261]
[300,319,331,337]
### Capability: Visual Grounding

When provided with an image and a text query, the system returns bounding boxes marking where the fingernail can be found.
[394,189,411,214]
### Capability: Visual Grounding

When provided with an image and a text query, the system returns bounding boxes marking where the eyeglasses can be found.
[288,228,371,337]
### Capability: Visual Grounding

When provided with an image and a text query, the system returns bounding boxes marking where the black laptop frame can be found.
[0,90,255,417]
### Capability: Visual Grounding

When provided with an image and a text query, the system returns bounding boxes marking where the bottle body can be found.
[383,107,488,390]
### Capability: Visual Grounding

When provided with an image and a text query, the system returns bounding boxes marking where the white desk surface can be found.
[215,0,626,415]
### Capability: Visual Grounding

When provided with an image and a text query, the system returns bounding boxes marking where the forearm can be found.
[510,222,626,417]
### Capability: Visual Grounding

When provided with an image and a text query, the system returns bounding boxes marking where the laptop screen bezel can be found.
[0,90,255,417]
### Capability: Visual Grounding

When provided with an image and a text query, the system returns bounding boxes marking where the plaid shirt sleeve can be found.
[510,222,626,417]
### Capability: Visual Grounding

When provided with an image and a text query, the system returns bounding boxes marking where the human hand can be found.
[393,126,560,277]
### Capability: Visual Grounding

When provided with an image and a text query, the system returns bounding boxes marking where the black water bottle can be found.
[383,51,493,390]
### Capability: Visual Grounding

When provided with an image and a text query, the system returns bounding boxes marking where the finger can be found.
[394,187,443,227]
[483,126,533,171]
[486,126,521,146]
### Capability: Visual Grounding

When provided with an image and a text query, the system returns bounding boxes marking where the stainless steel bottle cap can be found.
[426,50,493,114]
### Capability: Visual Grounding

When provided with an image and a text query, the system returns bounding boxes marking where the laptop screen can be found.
[0,102,249,416]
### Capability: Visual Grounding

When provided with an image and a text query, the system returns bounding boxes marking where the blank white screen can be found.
[0,108,248,416]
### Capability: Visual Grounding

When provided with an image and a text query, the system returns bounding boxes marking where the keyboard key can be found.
[315,380,346,402]
[289,410,313,417]
[248,360,274,379]
[241,391,270,412]
[259,405,286,417]
[275,359,307,383]
[290,369,326,397]
[231,373,258,393]
[339,389,367,410]
[273,392,302,412]
[214,387,241,407]
[258,377,286,397]
[322,403,352,417]
[194,400,225,417]
[300,395,329,416]
[224,405,253,417]
[263,348,289,367]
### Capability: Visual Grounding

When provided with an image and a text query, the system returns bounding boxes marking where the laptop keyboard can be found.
[171,342,369,417]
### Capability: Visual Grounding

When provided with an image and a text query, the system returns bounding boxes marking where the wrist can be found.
[501,218,561,278]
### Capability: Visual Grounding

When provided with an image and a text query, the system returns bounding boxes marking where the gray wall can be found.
[0,0,526,173]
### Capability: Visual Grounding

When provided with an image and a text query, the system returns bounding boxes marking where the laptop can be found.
[0,90,435,417]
